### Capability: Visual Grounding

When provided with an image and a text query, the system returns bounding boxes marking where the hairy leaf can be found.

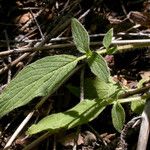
[131,100,145,114]
[27,99,106,135]
[0,55,78,118]
[71,18,91,54]
[111,102,125,132]
[90,78,121,99]
[88,52,110,82]
[103,28,113,49]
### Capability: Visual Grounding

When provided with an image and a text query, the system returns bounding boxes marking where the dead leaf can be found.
[15,12,32,24]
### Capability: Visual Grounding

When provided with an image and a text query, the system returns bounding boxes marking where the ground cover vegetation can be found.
[0,0,150,149]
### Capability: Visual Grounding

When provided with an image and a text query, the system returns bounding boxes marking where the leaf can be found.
[27,99,106,135]
[84,78,121,99]
[84,78,99,99]
[88,52,110,83]
[91,78,122,99]
[111,102,125,132]
[103,28,113,49]
[131,100,145,114]
[71,18,91,55]
[0,55,78,118]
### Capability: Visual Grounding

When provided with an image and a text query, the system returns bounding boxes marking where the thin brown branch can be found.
[29,9,44,40]
[0,53,31,74]
[0,42,89,57]
[4,30,12,83]
[1,38,150,57]
[4,111,35,150]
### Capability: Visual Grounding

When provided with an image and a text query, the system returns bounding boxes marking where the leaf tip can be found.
[103,28,114,49]
[26,125,36,135]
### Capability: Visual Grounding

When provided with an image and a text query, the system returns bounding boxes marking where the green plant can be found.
[0,18,149,136]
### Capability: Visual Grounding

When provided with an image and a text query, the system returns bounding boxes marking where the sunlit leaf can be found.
[111,102,125,132]
[88,52,110,82]
[71,18,91,55]
[131,100,145,114]
[27,99,106,135]
[103,28,113,49]
[0,55,78,118]
[91,78,121,99]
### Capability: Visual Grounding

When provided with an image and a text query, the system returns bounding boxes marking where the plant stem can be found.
[1,39,150,57]
[118,85,150,99]
[80,68,85,101]
[117,94,150,104]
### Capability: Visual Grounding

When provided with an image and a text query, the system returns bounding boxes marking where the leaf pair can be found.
[72,18,111,82]
[72,18,114,54]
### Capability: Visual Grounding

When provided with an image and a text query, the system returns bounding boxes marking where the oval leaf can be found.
[71,18,91,54]
[111,102,125,132]
[0,55,78,118]
[103,28,113,49]
[27,99,106,135]
[88,52,110,82]
[91,78,121,99]
[131,100,145,114]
